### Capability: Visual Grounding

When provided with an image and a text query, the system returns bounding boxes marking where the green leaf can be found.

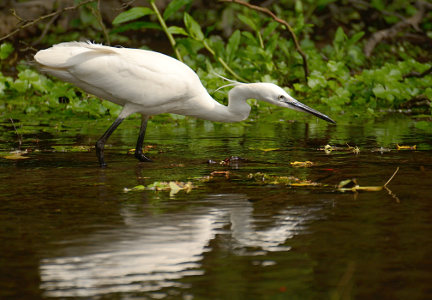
[334,27,346,44]
[112,7,154,25]
[111,21,162,33]
[348,31,365,46]
[163,0,191,20]
[415,121,432,132]
[371,0,385,10]
[238,14,257,31]
[295,0,303,13]
[226,30,241,63]
[262,21,279,38]
[372,84,386,99]
[0,43,14,60]
[184,12,204,41]
[167,26,188,36]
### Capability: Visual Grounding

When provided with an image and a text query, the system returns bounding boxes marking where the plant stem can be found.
[149,0,183,62]
[202,40,245,82]
[219,0,309,81]
[0,0,97,42]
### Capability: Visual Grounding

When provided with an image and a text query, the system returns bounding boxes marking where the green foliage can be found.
[112,7,154,25]
[0,1,431,124]
[0,43,14,60]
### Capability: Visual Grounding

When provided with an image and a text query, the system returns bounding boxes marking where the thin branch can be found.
[31,12,60,46]
[403,66,432,79]
[90,0,111,45]
[9,118,22,150]
[0,0,97,43]
[149,0,183,62]
[384,186,401,203]
[364,0,431,57]
[384,167,400,187]
[219,0,309,81]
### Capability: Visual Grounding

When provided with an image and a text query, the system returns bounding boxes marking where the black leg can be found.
[135,115,152,162]
[96,117,124,167]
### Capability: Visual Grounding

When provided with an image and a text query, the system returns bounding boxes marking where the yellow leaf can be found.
[4,153,30,160]
[290,161,314,167]
[396,144,416,150]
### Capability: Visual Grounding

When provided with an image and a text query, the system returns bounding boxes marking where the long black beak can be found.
[288,98,336,124]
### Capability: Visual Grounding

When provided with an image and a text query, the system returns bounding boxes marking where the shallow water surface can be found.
[0,114,431,299]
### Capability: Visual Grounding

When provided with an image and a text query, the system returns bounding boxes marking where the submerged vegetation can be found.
[0,0,431,132]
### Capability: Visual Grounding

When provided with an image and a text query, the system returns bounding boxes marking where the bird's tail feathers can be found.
[212,72,245,93]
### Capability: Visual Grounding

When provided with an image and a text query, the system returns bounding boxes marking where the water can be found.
[0,114,431,299]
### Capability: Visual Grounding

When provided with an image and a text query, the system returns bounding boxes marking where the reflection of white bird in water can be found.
[35,42,335,167]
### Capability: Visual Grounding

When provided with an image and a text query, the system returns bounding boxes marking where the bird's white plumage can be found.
[35,42,223,119]
[34,42,335,166]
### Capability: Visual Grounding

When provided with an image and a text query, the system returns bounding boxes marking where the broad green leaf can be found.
[167,26,188,36]
[348,31,365,45]
[163,0,191,20]
[184,13,204,41]
[226,30,241,63]
[112,7,154,25]
[334,27,346,44]
[372,84,386,99]
[111,21,162,33]
[176,37,204,54]
[295,0,303,13]
[371,0,385,10]
[238,14,257,31]
[262,21,279,38]
[0,43,14,60]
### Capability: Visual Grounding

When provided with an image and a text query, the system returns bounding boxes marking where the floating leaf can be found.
[291,161,314,167]
[396,144,416,150]
[124,181,194,195]
[248,172,321,187]
[52,145,92,152]
[3,152,29,160]
[337,167,399,194]
[249,147,279,152]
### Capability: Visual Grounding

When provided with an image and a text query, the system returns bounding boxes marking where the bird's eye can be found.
[278,95,285,101]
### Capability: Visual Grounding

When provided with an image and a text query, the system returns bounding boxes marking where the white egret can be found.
[34,42,335,167]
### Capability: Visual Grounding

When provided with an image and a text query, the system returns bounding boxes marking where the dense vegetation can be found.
[0,0,431,125]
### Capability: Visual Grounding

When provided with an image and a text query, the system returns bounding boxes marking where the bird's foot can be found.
[135,153,152,162]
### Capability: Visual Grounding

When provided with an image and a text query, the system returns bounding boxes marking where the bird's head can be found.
[245,82,336,124]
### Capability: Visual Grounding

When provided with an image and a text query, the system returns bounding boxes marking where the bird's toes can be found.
[135,154,152,162]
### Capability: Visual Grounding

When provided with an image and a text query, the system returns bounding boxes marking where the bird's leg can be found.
[96,117,124,167]
[135,115,152,162]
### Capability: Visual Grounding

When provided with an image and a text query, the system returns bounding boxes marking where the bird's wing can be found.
[35,42,201,110]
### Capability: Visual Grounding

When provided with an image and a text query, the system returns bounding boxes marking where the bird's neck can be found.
[203,84,258,123]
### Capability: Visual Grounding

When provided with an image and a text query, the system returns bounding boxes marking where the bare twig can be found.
[364,0,432,57]
[90,0,111,45]
[384,186,401,203]
[117,0,137,10]
[0,0,97,43]
[219,0,309,81]
[9,118,22,149]
[384,167,400,187]
[384,168,401,203]
[31,13,60,46]
[403,66,432,79]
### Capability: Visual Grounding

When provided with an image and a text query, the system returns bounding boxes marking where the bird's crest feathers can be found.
[212,72,245,93]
